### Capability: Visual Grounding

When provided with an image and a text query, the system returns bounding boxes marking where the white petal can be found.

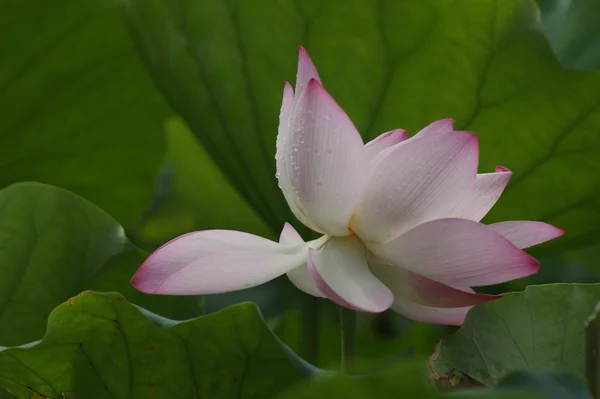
[449,166,512,221]
[352,132,478,242]
[281,79,365,235]
[131,230,306,294]
[368,218,539,287]
[279,223,325,297]
[307,236,393,312]
[279,222,304,245]
[391,299,472,326]
[364,129,407,161]
[489,221,564,249]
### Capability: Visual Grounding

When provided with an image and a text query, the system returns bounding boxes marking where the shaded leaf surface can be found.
[0,0,171,226]
[537,0,600,68]
[0,292,303,399]
[279,360,552,399]
[0,182,199,347]
[429,284,600,386]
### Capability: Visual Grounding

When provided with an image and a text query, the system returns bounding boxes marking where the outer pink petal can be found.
[368,218,539,287]
[352,132,478,242]
[279,223,325,298]
[412,118,454,139]
[489,221,565,249]
[295,46,322,98]
[280,79,365,236]
[391,299,472,326]
[276,83,324,233]
[154,249,308,295]
[131,229,305,294]
[364,129,408,161]
[307,237,393,313]
[370,262,499,308]
[449,166,513,221]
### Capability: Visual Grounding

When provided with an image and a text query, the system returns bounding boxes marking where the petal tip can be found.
[439,118,455,128]
[306,77,322,90]
[129,269,155,294]
[551,225,566,237]
[495,165,511,173]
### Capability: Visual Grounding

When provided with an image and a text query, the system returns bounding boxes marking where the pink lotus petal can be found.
[307,237,393,313]
[295,46,322,99]
[370,262,499,308]
[489,221,565,249]
[391,299,472,326]
[154,249,308,295]
[368,218,539,287]
[449,166,513,221]
[131,229,305,294]
[352,132,479,242]
[364,129,407,161]
[276,84,324,233]
[280,79,365,235]
[412,118,454,139]
[279,223,325,298]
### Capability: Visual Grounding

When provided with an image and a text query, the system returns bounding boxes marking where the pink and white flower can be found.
[131,47,563,325]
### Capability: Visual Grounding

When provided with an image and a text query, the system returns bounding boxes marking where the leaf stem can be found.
[340,306,356,373]
[299,295,320,364]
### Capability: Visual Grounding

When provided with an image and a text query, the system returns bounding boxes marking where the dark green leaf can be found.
[135,117,272,247]
[279,360,547,399]
[0,0,172,226]
[429,284,600,386]
[537,0,600,68]
[0,292,305,399]
[0,182,199,346]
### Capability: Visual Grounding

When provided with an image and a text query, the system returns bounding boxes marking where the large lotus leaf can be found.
[0,292,304,399]
[428,284,600,386]
[0,182,199,347]
[0,0,178,226]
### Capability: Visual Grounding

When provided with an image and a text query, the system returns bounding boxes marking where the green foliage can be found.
[279,361,589,399]
[0,182,200,347]
[537,0,600,68]
[429,284,600,386]
[0,0,172,226]
[0,292,303,399]
[135,117,271,246]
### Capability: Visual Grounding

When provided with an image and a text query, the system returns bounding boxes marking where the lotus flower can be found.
[131,47,564,325]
